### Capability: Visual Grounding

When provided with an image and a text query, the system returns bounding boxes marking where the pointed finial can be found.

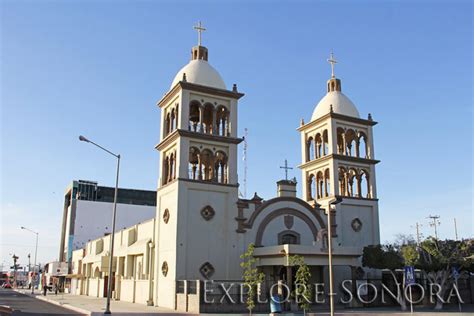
[300,118,305,126]
[182,73,187,82]
[368,113,373,121]
[193,21,206,46]
[232,83,238,92]
[327,51,337,78]
[330,104,334,113]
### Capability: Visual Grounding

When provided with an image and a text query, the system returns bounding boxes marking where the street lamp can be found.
[21,226,38,294]
[320,197,342,316]
[79,135,120,314]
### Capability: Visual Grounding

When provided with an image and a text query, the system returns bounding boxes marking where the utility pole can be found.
[413,222,423,245]
[323,197,342,316]
[410,223,422,245]
[427,215,440,240]
[454,218,458,240]
[21,226,39,294]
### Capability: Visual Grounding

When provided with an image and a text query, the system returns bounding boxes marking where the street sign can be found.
[404,266,416,314]
[404,266,415,286]
[451,266,462,312]
[452,266,460,280]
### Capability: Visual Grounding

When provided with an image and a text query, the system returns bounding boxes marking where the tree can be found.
[362,244,407,310]
[400,244,419,266]
[364,239,474,311]
[240,243,265,315]
[411,238,474,310]
[289,255,312,315]
[393,234,416,250]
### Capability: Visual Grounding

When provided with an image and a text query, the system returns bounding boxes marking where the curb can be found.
[35,295,91,315]
[0,305,13,316]
[13,289,91,315]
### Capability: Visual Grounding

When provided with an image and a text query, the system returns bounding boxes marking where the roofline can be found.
[155,129,243,151]
[66,180,156,194]
[298,112,377,132]
[157,81,244,108]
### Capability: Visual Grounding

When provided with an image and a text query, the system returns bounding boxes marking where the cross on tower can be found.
[327,51,337,78]
[279,159,293,181]
[193,21,206,46]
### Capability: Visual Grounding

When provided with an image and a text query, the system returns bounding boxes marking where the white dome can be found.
[170,59,226,90]
[311,91,360,120]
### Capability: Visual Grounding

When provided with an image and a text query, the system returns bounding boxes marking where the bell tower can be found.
[154,23,244,308]
[298,52,380,248]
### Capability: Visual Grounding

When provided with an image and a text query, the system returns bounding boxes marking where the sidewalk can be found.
[12,290,474,316]
[14,289,194,316]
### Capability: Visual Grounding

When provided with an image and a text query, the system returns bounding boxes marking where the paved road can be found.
[0,288,83,315]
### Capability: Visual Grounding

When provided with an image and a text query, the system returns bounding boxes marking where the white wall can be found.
[337,201,380,246]
[71,200,155,252]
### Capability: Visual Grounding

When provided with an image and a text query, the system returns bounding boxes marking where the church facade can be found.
[69,28,380,312]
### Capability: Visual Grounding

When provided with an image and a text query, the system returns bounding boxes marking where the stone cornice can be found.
[157,86,180,109]
[334,194,379,202]
[157,81,245,108]
[298,112,377,132]
[332,154,380,165]
[176,177,239,188]
[298,154,380,169]
[157,177,239,192]
[155,129,244,151]
[155,130,179,151]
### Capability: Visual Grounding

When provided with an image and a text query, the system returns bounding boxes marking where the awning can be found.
[82,253,102,263]
[127,238,151,255]
[115,238,151,256]
[65,274,85,279]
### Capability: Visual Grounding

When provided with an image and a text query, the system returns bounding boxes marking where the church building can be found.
[69,24,380,313]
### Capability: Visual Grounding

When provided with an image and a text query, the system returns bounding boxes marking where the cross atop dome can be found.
[193,21,206,46]
[190,22,209,61]
[325,51,342,93]
[327,51,337,78]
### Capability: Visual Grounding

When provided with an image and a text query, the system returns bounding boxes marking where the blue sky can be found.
[1,0,472,265]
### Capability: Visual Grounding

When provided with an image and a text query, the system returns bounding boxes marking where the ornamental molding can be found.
[199,262,215,279]
[200,205,215,221]
[163,209,170,224]
[351,218,363,232]
[162,261,169,277]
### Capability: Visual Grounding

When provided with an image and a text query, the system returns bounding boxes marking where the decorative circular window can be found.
[162,261,169,277]
[200,205,215,221]
[163,209,170,224]
[199,262,215,279]
[351,218,363,232]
